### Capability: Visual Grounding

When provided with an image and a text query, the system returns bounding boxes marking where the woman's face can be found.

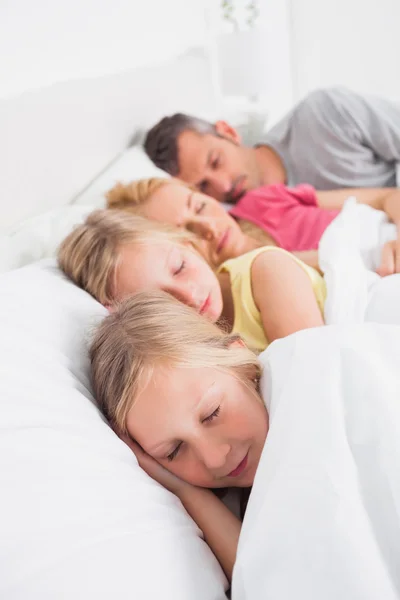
[126,364,269,488]
[114,240,223,322]
[139,182,249,267]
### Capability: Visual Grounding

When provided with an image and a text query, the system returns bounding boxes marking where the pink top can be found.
[229,184,340,251]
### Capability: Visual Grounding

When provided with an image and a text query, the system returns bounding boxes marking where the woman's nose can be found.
[186,217,218,241]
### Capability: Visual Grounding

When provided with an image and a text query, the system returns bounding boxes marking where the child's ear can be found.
[104,303,114,313]
[229,338,247,350]
[215,120,241,144]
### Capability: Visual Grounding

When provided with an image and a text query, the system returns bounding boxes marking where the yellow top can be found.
[217,247,326,352]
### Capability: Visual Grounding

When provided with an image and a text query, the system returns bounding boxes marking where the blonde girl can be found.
[58,209,325,351]
[90,290,269,582]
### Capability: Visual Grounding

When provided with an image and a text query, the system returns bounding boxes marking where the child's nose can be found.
[197,439,231,472]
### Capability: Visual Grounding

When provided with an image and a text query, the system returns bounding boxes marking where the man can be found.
[144,87,400,275]
[144,87,400,204]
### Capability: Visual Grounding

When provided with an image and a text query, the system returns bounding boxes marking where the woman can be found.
[106,177,400,273]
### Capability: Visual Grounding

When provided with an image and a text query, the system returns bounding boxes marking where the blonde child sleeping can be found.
[58,209,326,351]
[89,290,270,582]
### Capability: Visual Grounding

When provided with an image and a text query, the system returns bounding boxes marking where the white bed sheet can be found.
[233,323,400,599]
[319,198,398,325]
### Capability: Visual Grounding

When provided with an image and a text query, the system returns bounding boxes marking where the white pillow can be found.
[0,260,227,600]
[73,144,235,212]
[73,145,169,208]
[0,204,93,273]
[0,147,169,274]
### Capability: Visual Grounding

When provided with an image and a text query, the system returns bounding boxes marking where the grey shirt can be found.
[262,87,400,190]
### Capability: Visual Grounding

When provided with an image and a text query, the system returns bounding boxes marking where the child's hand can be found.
[377,239,400,277]
[117,433,240,583]
[119,432,190,497]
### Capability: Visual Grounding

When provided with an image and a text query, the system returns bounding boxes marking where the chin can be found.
[230,475,254,488]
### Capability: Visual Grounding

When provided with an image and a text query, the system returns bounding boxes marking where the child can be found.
[58,209,325,351]
[89,290,269,581]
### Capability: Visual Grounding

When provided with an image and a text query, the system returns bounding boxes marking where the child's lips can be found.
[227,453,249,478]
[199,294,211,315]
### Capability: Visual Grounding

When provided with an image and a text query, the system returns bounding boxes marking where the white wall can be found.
[290,0,400,102]
[258,0,294,124]
[0,1,217,230]
[207,0,294,126]
[0,0,208,99]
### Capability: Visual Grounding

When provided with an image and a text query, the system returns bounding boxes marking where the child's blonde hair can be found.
[58,209,194,305]
[89,290,262,433]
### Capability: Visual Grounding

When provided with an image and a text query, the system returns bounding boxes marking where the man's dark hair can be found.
[144,113,217,176]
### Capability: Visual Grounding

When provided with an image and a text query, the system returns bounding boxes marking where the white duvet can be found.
[319,197,399,325]
[233,323,400,600]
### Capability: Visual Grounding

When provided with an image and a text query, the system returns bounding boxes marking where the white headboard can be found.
[0,48,217,232]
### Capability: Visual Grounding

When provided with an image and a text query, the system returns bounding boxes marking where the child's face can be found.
[114,241,223,322]
[126,364,269,488]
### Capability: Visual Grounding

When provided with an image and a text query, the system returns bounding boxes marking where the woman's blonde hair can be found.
[58,209,194,305]
[106,177,275,247]
[90,290,262,433]
[106,177,172,213]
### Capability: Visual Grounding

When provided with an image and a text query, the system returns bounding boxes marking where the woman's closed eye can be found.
[202,405,221,423]
[195,201,206,214]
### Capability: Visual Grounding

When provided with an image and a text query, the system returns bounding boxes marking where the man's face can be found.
[176,122,262,203]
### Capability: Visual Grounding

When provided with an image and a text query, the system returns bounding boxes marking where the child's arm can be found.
[291,250,321,273]
[120,435,241,582]
[251,250,324,343]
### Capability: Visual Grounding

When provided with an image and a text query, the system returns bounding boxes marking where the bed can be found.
[2,44,400,600]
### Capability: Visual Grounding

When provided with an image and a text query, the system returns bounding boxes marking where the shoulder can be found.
[251,249,315,296]
[220,248,291,285]
[251,248,298,281]
[296,87,353,113]
[290,87,361,131]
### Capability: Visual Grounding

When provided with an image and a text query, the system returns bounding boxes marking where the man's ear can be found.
[215,120,241,144]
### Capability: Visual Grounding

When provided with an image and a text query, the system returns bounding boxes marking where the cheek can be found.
[227,399,266,439]
[161,457,213,487]
[192,259,213,283]
[195,239,214,263]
